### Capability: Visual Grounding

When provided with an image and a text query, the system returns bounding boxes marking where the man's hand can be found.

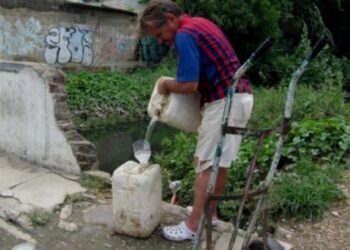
[158,77,170,95]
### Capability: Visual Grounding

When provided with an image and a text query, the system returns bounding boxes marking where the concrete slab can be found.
[12,173,86,210]
[0,152,86,211]
[0,157,46,193]
[215,232,244,250]
[83,205,114,233]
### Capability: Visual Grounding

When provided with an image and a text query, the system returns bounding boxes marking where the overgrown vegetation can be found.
[155,123,349,222]
[66,59,177,129]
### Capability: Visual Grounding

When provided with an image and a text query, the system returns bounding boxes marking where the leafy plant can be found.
[283,117,350,164]
[66,58,177,129]
[154,115,349,221]
[153,132,196,203]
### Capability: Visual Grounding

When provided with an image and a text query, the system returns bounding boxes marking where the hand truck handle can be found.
[250,37,275,62]
[309,35,328,61]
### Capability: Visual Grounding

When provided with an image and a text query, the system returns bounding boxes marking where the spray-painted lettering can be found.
[44,27,94,66]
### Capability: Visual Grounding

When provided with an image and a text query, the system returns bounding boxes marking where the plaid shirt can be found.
[176,15,251,104]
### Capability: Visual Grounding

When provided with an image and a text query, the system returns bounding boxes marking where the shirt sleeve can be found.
[175,32,200,82]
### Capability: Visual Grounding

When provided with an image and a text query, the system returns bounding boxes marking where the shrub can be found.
[249,82,350,129]
[283,117,350,164]
[154,115,350,221]
[153,132,196,203]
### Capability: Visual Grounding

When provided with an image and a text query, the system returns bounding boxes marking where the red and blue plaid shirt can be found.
[176,15,251,104]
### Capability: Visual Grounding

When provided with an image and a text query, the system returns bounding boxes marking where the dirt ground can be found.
[274,170,350,250]
[1,171,349,250]
[0,198,193,250]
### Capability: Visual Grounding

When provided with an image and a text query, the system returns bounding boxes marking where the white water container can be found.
[147,76,202,133]
[112,161,162,237]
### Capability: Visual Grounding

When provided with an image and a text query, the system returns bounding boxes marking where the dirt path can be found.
[275,170,350,250]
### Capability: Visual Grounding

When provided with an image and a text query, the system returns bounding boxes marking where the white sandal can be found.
[185,206,219,226]
[162,221,196,241]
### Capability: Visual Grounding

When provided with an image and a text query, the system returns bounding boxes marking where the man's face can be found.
[147,13,178,46]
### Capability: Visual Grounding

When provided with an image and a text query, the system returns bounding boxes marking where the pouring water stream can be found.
[133,116,158,166]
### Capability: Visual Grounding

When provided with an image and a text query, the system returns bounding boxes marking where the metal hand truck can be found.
[193,35,328,250]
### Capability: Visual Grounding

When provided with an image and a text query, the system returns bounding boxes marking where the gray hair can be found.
[139,0,183,37]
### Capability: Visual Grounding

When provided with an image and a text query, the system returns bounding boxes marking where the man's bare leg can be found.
[186,164,228,232]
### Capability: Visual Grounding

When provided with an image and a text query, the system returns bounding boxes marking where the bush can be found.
[153,132,196,203]
[249,82,350,129]
[154,96,349,221]
[283,117,350,164]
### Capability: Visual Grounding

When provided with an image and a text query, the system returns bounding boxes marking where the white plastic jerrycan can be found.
[112,161,162,237]
[147,76,202,133]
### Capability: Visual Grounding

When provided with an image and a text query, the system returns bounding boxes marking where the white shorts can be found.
[194,93,253,173]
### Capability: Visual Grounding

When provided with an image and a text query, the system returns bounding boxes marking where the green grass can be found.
[80,175,111,191]
[27,210,52,226]
[270,160,344,221]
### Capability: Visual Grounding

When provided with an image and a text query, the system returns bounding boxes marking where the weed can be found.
[64,193,86,204]
[80,175,110,191]
[27,210,51,226]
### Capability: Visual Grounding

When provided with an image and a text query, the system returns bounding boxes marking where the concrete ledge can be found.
[0,61,98,173]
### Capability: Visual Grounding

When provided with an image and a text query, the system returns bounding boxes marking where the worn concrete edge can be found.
[0,218,37,245]
[0,60,99,173]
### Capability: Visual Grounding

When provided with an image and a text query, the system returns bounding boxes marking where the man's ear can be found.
[166,13,177,23]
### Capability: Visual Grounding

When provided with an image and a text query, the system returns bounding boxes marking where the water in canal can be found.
[81,120,179,174]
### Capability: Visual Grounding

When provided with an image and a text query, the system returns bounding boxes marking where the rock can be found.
[83,193,97,200]
[97,199,106,204]
[332,211,340,217]
[1,189,14,197]
[58,220,78,232]
[275,226,294,238]
[16,214,33,230]
[59,204,73,220]
[0,198,22,220]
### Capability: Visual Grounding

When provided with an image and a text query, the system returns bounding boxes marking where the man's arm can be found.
[158,77,198,95]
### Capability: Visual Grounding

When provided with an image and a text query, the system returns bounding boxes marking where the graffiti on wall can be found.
[94,23,138,61]
[0,16,43,55]
[138,36,169,63]
[44,27,94,66]
[115,33,138,55]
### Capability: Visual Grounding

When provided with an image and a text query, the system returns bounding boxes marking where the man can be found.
[139,0,253,241]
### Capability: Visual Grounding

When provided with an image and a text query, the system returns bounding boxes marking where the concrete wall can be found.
[0,1,144,70]
[0,61,98,174]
